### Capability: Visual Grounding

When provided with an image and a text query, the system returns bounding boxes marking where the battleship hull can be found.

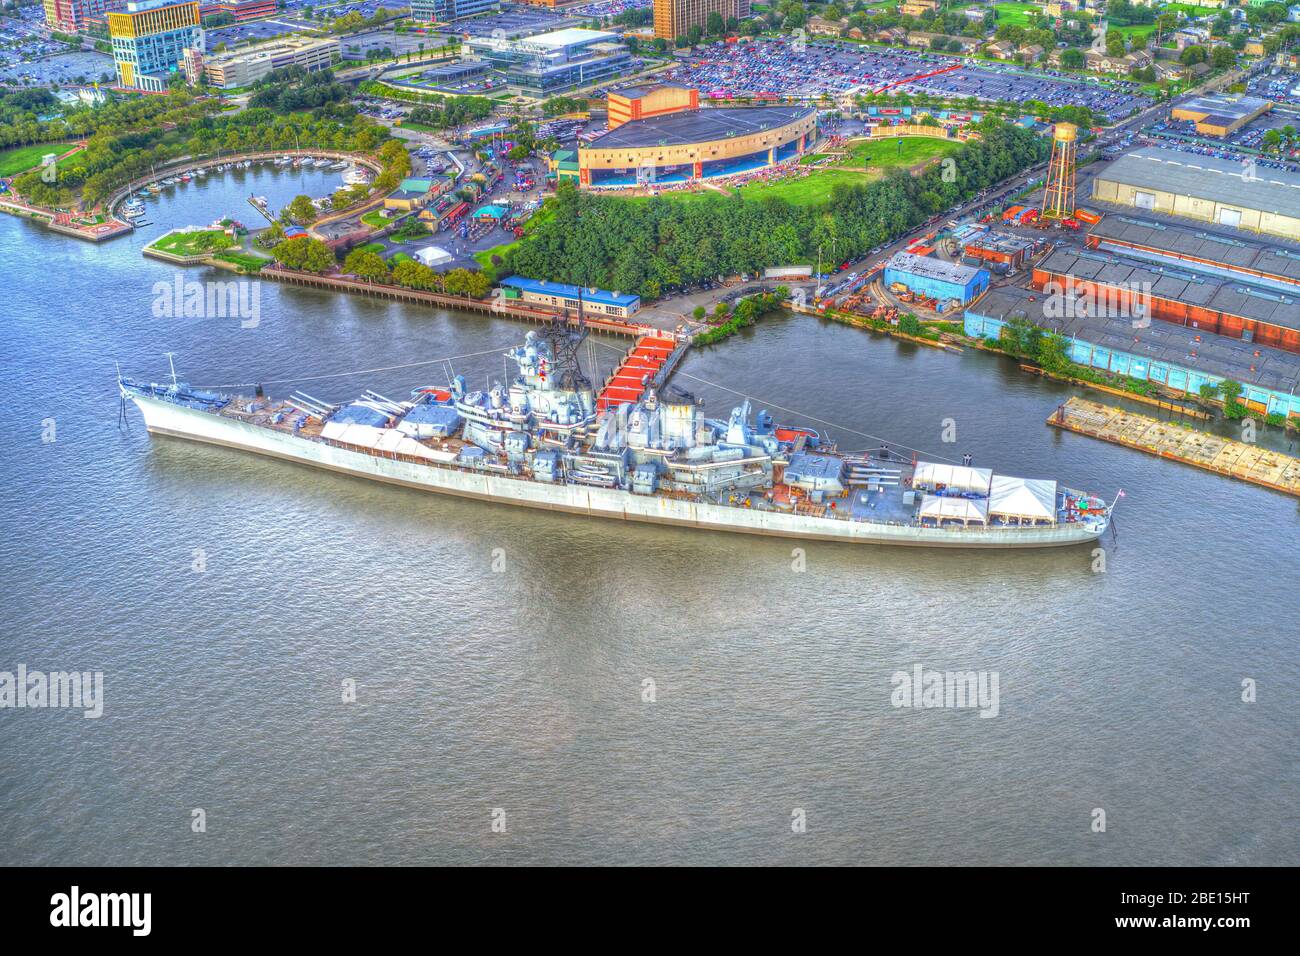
[128,392,1105,549]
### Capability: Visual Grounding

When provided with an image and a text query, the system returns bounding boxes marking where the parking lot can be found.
[1247,69,1300,108]
[0,49,116,86]
[457,10,577,39]
[205,20,316,50]
[655,37,1151,120]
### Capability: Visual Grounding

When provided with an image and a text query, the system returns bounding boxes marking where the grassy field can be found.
[361,209,392,228]
[1110,23,1159,41]
[149,229,235,257]
[989,2,1042,28]
[729,168,873,204]
[357,241,387,254]
[724,136,962,205]
[1162,2,1222,16]
[213,249,270,272]
[0,144,63,178]
[844,137,962,168]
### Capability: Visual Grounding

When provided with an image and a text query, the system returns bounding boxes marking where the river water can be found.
[1,166,1296,866]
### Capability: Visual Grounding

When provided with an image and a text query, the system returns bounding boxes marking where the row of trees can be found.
[341,247,492,297]
[405,95,494,130]
[248,67,351,113]
[509,123,1046,300]
[12,101,393,210]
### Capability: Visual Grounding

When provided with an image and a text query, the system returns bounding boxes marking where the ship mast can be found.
[538,287,590,391]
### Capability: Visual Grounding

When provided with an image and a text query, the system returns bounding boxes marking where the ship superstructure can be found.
[120,330,1114,548]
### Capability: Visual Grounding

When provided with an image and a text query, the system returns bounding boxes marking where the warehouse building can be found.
[1169,94,1271,137]
[500,277,641,318]
[962,231,1036,272]
[1086,215,1300,296]
[884,252,990,306]
[1032,246,1300,355]
[1091,148,1300,242]
[578,104,817,187]
[966,286,1300,419]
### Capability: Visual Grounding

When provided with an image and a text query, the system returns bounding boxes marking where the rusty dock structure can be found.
[1048,397,1300,498]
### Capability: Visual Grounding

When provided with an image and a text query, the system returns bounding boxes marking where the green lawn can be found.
[213,249,270,272]
[1110,23,1158,40]
[730,168,875,204]
[396,121,445,133]
[844,136,962,169]
[1162,2,1222,16]
[149,229,236,257]
[0,144,65,178]
[357,241,386,254]
[643,136,963,207]
[989,2,1042,28]
[387,251,413,265]
[361,209,392,228]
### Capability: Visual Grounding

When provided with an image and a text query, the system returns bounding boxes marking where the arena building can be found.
[1091,148,1300,242]
[607,84,698,130]
[577,101,817,187]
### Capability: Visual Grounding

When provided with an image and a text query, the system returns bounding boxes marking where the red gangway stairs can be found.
[596,335,678,412]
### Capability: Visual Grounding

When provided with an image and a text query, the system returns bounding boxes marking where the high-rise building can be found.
[108,0,202,91]
[43,0,126,34]
[652,0,749,41]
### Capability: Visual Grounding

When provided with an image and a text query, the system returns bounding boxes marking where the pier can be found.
[1048,397,1300,498]
[259,267,684,341]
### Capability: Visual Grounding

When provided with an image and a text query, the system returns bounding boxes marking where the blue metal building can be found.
[884,252,989,307]
[965,288,1300,419]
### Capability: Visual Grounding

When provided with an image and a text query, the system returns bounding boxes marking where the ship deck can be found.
[200,394,1090,533]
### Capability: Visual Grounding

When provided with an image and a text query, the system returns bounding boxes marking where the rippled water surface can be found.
[1,168,1296,865]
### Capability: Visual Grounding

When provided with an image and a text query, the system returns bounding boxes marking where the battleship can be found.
[120,330,1114,548]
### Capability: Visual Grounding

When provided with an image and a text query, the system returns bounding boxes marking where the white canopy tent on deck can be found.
[918,494,989,526]
[988,475,1057,525]
[912,462,993,495]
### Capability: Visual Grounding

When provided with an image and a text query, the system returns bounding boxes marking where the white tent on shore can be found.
[988,475,1057,524]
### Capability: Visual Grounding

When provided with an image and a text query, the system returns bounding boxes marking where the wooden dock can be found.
[260,267,679,340]
[1048,397,1300,498]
